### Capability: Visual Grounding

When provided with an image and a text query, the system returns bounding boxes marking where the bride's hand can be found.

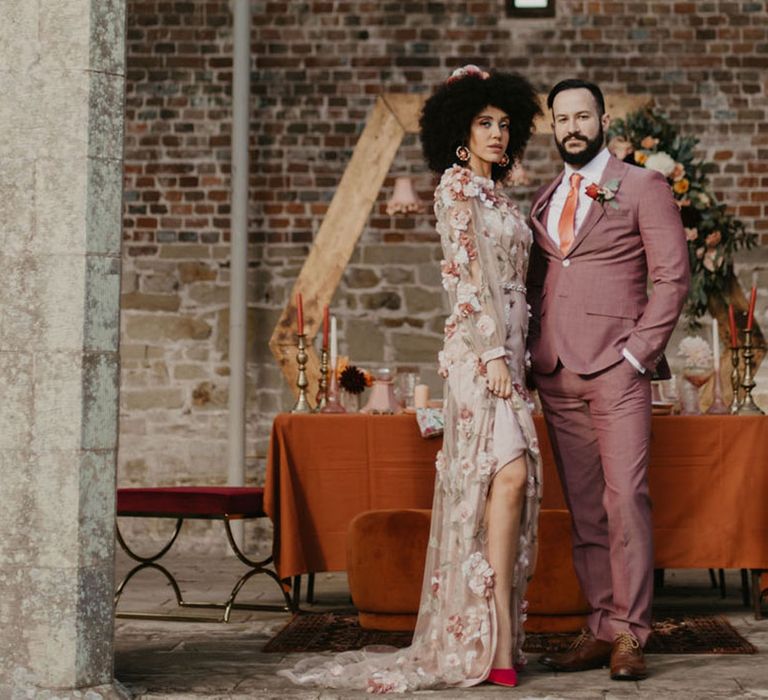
[485,358,512,399]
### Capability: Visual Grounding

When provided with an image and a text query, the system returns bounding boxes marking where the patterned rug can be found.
[262,611,756,655]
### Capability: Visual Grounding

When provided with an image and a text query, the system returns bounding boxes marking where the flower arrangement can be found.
[336,357,373,394]
[585,179,620,208]
[446,64,489,83]
[607,108,757,325]
[677,336,713,369]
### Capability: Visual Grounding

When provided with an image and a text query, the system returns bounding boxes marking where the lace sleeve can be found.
[436,167,507,365]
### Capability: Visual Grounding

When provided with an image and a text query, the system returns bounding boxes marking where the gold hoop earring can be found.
[500,153,510,167]
[456,145,470,163]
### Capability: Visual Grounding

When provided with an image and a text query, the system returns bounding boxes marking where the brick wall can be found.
[120,1,768,543]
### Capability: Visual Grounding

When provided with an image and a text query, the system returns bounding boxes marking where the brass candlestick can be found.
[737,328,764,415]
[291,333,312,414]
[315,348,329,412]
[729,346,741,414]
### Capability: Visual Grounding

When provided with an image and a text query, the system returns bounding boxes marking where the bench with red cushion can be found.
[114,486,294,622]
[117,486,266,519]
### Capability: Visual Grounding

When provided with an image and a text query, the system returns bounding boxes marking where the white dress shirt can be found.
[546,147,646,373]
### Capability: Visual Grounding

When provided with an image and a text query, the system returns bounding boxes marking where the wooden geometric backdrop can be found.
[269,92,762,403]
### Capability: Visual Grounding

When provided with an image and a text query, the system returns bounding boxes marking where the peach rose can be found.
[608,136,634,160]
[705,230,721,248]
[640,136,659,149]
[703,248,724,272]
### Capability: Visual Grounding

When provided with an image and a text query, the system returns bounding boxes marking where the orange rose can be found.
[335,355,350,380]
[634,150,648,165]
[640,136,659,149]
[673,178,690,194]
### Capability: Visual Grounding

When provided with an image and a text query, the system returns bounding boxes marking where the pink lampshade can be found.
[386,176,423,216]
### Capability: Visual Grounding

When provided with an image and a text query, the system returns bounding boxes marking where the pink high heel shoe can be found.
[487,667,518,687]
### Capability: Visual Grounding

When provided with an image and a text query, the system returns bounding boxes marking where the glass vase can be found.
[340,389,362,413]
[680,366,713,415]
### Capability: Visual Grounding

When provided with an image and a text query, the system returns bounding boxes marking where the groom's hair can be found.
[547,79,606,117]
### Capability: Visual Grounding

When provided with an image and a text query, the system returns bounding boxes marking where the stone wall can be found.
[120,1,768,547]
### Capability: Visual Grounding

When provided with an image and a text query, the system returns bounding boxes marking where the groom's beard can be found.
[556,125,605,166]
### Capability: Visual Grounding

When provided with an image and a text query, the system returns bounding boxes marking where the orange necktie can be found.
[557,172,583,255]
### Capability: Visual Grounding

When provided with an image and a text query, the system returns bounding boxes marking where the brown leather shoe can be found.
[610,632,648,681]
[538,628,612,672]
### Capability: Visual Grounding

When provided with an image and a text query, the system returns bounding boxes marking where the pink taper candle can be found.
[728,304,738,349]
[296,293,304,335]
[746,286,757,331]
[322,305,329,350]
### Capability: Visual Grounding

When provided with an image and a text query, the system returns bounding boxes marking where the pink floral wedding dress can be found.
[279,165,542,693]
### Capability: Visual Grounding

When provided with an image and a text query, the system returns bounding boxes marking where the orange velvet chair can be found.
[346,508,590,633]
[347,508,432,631]
[524,508,591,632]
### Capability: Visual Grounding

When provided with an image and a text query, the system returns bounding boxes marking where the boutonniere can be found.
[585,179,620,209]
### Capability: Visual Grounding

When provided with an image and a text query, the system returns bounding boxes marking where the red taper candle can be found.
[728,303,738,348]
[322,304,329,350]
[296,293,304,335]
[746,286,757,331]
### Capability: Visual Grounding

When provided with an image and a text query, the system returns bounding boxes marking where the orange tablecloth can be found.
[264,413,768,580]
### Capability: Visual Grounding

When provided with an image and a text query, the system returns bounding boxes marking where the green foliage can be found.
[608,107,756,325]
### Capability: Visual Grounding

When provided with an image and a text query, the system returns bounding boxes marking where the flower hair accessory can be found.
[585,179,620,209]
[446,64,490,84]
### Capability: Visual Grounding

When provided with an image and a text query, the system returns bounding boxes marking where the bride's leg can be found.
[486,454,527,669]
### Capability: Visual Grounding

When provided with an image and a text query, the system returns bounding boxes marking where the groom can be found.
[526,79,689,680]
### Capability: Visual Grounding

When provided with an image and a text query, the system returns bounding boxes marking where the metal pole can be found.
[228,0,251,547]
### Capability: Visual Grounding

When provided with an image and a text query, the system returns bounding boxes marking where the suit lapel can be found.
[530,172,564,258]
[566,155,628,258]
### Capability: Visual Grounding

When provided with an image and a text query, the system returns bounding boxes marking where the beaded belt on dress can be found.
[502,282,526,294]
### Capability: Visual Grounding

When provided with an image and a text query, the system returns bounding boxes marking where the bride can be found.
[279,65,543,692]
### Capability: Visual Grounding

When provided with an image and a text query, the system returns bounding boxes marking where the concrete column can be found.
[227,0,251,545]
[0,1,126,695]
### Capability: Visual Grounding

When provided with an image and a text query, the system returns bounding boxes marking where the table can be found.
[264,413,768,614]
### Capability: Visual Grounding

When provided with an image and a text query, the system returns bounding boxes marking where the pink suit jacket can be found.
[527,155,690,376]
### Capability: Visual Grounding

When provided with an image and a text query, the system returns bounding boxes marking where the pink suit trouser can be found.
[534,358,653,645]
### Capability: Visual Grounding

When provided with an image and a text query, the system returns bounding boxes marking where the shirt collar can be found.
[564,147,611,184]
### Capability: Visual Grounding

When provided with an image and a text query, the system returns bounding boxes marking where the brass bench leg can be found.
[116,518,184,563]
[223,517,296,614]
[115,515,295,621]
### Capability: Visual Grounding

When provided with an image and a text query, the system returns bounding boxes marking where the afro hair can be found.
[419,70,542,181]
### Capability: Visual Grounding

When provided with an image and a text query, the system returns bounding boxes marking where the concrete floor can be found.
[114,552,768,699]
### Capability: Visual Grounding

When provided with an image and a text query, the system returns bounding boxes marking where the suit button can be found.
[562,259,571,267]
